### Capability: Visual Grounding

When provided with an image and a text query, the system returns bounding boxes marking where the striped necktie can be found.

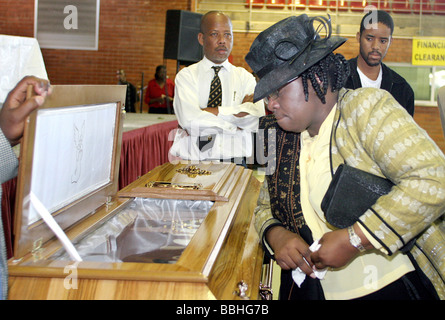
[207,66,222,108]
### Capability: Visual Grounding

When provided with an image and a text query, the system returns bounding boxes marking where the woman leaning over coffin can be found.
[246,14,445,300]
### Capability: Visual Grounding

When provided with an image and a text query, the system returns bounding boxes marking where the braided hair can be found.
[301,53,350,104]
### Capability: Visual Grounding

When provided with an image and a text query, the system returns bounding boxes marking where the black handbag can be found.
[321,164,394,229]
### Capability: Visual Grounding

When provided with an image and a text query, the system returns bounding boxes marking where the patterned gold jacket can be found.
[255,87,445,299]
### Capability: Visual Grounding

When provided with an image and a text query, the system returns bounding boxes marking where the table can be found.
[119,114,178,189]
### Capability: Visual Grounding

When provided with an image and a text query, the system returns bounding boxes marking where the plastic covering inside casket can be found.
[52,197,213,263]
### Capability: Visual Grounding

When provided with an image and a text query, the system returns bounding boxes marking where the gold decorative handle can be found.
[145,181,203,190]
[176,165,212,178]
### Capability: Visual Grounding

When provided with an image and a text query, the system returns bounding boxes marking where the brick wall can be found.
[414,106,445,153]
[0,0,413,85]
[0,0,192,88]
[1,0,444,152]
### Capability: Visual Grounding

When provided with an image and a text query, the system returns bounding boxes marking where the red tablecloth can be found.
[1,119,178,258]
[119,120,178,189]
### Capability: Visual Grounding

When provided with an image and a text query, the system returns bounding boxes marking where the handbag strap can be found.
[328,89,349,178]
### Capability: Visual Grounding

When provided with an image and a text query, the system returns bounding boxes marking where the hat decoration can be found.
[245,14,347,102]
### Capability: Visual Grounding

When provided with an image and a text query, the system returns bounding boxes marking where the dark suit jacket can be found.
[345,57,415,116]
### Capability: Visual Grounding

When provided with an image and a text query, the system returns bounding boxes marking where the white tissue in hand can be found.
[291,240,327,288]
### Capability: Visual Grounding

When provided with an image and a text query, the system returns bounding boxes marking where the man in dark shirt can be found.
[344,9,415,116]
[117,69,137,113]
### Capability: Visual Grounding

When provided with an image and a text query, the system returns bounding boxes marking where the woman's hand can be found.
[266,226,315,278]
[310,224,373,270]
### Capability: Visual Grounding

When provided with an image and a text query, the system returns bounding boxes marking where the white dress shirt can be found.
[169,56,265,161]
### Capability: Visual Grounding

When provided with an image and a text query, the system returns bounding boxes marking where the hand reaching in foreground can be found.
[0,76,52,146]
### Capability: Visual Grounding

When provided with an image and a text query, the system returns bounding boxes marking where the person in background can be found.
[247,14,444,300]
[145,65,174,114]
[169,11,264,163]
[117,69,137,113]
[344,9,415,116]
[0,76,52,299]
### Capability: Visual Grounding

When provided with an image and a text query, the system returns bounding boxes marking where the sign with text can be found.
[412,38,445,66]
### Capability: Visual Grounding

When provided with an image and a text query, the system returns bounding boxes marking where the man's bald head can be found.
[198,11,233,64]
[200,11,232,34]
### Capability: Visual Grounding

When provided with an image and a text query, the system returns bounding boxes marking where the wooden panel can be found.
[8,277,216,300]
[208,176,263,299]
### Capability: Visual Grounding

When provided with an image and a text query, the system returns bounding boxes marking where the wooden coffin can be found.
[7,85,264,300]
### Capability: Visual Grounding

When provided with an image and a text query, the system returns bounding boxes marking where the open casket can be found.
[7,85,264,300]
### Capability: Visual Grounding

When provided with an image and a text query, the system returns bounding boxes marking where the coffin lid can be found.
[13,85,127,260]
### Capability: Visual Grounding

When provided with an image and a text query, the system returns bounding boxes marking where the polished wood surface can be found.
[8,164,263,300]
[9,277,215,300]
[208,176,264,300]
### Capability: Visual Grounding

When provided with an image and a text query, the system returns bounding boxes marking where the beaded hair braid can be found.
[301,53,350,104]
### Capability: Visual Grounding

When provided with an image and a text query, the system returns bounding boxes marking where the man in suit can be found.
[0,76,51,299]
[170,11,264,163]
[345,9,415,116]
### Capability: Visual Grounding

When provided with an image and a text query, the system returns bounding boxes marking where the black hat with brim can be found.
[245,14,347,102]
